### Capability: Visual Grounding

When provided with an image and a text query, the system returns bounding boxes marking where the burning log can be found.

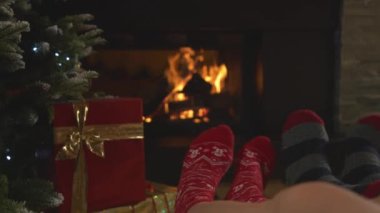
[183,73,212,96]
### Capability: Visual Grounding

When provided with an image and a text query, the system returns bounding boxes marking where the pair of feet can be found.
[175,109,380,213]
[174,125,275,213]
[282,110,380,198]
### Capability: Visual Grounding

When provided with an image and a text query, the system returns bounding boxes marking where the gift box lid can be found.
[53,98,143,126]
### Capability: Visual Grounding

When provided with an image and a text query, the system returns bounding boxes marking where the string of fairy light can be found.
[2,43,75,163]
[31,42,73,67]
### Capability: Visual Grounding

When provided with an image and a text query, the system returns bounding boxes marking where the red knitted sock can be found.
[225,136,275,202]
[175,125,234,213]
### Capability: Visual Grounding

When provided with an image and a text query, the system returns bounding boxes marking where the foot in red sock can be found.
[225,136,276,203]
[175,125,234,213]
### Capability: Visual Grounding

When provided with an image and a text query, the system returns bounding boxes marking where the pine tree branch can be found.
[9,179,63,211]
[0,21,29,41]
[0,199,31,213]
[0,175,32,213]
[0,0,15,18]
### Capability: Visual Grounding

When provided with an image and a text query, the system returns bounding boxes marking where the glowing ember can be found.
[173,92,187,101]
[143,116,152,123]
[168,107,210,123]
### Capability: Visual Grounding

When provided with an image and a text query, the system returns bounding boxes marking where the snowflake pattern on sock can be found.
[175,140,233,213]
[226,147,267,202]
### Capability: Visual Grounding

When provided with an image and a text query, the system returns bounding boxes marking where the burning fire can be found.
[202,64,227,93]
[145,47,228,123]
[165,47,228,102]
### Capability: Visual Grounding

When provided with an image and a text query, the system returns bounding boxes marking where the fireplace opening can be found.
[83,32,270,184]
[84,32,263,133]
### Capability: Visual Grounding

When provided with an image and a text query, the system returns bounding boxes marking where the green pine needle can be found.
[9,179,63,211]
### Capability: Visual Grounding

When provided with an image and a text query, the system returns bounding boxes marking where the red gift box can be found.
[53,98,146,212]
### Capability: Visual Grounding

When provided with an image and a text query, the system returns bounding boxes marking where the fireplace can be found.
[84,33,263,136]
[66,0,343,184]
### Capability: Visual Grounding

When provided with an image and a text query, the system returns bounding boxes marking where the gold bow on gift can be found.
[54,102,144,213]
[56,102,105,160]
[55,102,144,160]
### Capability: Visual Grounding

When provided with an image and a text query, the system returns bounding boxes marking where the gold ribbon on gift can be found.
[95,182,177,213]
[54,102,144,213]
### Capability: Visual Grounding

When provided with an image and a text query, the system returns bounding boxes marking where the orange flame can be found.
[145,47,227,123]
[200,64,228,93]
[165,47,228,102]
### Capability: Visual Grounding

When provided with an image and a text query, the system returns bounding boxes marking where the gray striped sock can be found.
[348,123,380,151]
[281,109,380,196]
[339,118,380,185]
[282,121,341,185]
[340,150,380,184]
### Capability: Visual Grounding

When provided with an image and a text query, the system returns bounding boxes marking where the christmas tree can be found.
[0,0,105,211]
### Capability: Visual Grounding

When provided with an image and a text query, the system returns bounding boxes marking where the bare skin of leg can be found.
[373,195,380,204]
[189,182,380,213]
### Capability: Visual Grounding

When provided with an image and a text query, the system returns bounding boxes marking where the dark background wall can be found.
[61,0,340,32]
[261,31,337,138]
[62,0,342,140]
